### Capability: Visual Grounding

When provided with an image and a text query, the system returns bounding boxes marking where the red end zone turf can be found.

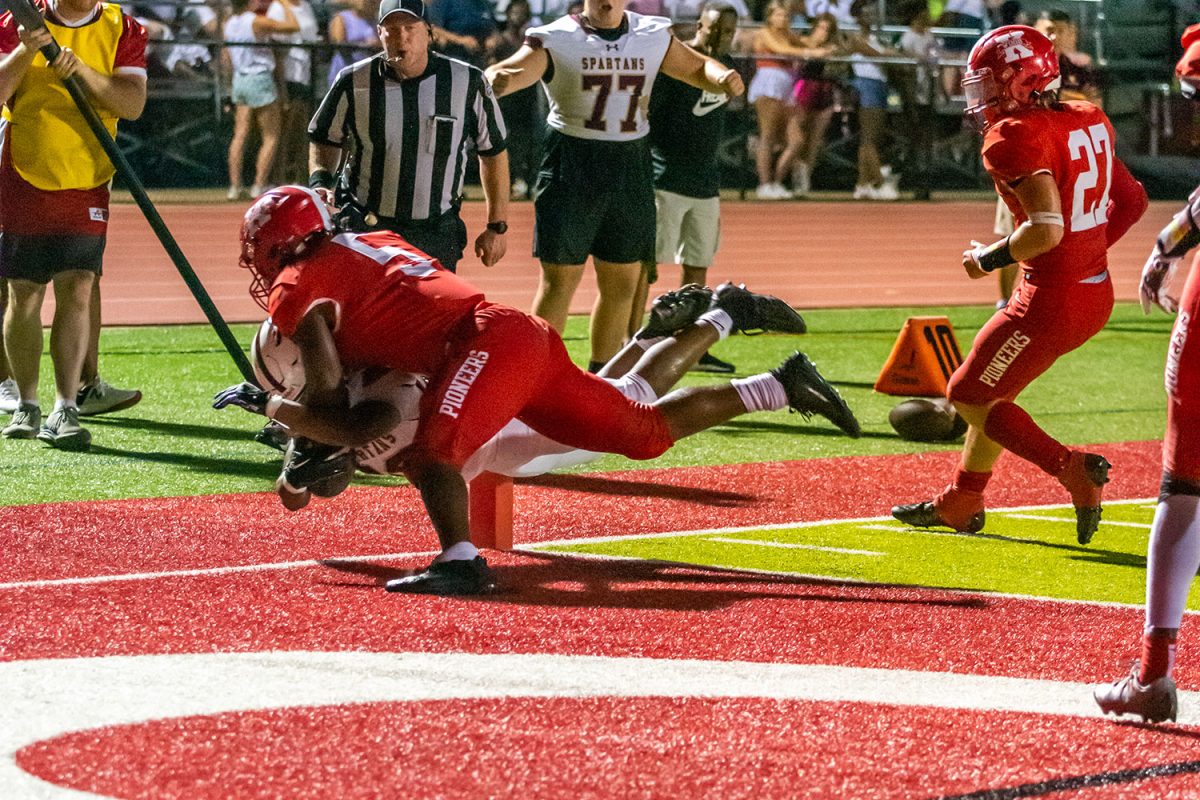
[3,443,1194,799]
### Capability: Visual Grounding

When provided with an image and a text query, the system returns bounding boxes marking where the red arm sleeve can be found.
[1105,157,1149,247]
[114,13,148,70]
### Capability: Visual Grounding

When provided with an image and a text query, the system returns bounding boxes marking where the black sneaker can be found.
[771,352,860,437]
[691,352,736,374]
[384,556,497,596]
[635,284,714,339]
[714,283,807,335]
[891,500,986,534]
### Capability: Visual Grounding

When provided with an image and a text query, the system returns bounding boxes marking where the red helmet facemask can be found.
[962,25,1060,131]
[238,186,333,310]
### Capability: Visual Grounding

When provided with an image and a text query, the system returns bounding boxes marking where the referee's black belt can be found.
[370,205,462,231]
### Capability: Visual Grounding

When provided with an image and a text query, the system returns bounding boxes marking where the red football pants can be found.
[1165,262,1200,483]
[403,302,673,472]
[948,274,1114,406]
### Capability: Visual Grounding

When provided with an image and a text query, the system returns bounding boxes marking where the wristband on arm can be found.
[974,237,1015,273]
[1157,211,1200,260]
[308,169,336,190]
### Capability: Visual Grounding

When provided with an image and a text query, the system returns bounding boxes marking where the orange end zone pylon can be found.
[469,471,514,550]
[874,316,964,397]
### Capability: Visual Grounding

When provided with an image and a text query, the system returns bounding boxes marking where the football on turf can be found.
[888,397,968,442]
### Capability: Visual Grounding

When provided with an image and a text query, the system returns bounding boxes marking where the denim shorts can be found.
[852,76,889,109]
[231,71,277,109]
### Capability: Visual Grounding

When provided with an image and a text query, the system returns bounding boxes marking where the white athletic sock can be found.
[1146,493,1200,630]
[697,309,734,340]
[53,398,77,413]
[435,541,480,563]
[731,373,788,412]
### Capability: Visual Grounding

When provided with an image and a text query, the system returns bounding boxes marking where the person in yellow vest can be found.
[0,0,147,451]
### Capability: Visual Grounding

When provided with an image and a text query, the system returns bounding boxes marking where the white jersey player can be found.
[525,11,673,141]
[483,0,746,377]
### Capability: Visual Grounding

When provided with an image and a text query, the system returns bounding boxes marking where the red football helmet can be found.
[1177,24,1200,99]
[239,186,333,309]
[962,25,1060,130]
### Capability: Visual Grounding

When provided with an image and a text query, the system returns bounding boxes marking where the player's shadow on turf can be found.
[715,419,893,440]
[85,415,259,443]
[907,526,1140,564]
[87,444,282,480]
[519,474,756,506]
[320,552,989,612]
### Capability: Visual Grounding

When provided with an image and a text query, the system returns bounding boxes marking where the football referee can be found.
[307,0,510,271]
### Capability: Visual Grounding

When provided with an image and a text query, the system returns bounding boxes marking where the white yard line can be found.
[706,537,885,557]
[0,550,439,591]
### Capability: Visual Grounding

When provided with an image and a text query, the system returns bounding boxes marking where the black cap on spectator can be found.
[378,0,426,23]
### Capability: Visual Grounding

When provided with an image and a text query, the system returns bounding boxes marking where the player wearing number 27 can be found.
[893,25,1147,544]
[484,0,744,373]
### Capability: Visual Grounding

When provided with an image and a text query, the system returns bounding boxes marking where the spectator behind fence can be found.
[0,0,148,451]
[895,1,936,198]
[308,0,509,272]
[428,0,501,67]
[788,11,839,197]
[224,0,298,200]
[328,0,382,85]
[846,0,896,200]
[1036,8,1101,106]
[938,0,985,98]
[268,0,320,185]
[748,0,832,199]
[487,0,540,199]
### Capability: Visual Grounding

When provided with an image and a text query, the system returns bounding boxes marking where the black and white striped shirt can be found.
[309,51,507,222]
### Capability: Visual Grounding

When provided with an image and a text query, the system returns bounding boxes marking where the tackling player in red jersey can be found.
[1093,25,1200,725]
[892,25,1148,544]
[220,186,860,595]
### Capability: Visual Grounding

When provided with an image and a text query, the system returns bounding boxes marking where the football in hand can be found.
[888,397,968,442]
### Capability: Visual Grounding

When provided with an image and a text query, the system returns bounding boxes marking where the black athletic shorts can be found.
[0,232,105,284]
[532,130,656,265]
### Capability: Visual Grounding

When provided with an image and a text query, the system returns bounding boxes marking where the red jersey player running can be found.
[1093,25,1200,726]
[221,186,860,595]
[892,26,1148,544]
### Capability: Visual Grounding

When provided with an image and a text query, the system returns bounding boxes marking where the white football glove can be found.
[1139,251,1181,315]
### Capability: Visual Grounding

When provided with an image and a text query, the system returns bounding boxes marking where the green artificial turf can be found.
[536,499,1198,608]
[0,302,1175,507]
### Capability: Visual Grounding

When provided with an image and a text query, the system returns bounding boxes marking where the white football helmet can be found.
[251,319,305,400]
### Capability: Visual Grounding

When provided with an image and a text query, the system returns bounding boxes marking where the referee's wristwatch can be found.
[486,220,508,235]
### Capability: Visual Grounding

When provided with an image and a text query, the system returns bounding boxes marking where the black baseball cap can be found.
[378,0,426,23]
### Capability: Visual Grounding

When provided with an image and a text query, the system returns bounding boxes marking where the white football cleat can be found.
[1094,664,1177,723]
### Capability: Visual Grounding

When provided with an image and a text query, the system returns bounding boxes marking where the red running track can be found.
[64,198,1179,327]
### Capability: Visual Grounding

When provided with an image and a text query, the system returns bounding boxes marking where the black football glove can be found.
[279,438,356,496]
[214,382,270,415]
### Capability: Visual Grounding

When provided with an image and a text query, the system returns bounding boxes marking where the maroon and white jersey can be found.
[524,11,672,141]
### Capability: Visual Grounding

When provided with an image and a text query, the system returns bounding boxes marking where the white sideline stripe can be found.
[706,537,884,557]
[1002,513,1151,530]
[0,550,439,591]
[858,524,903,531]
[4,651,1200,797]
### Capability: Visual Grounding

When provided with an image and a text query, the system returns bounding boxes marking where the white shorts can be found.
[655,189,720,268]
[748,65,795,104]
[460,374,657,481]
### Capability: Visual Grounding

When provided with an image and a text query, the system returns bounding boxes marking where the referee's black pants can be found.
[383,209,469,273]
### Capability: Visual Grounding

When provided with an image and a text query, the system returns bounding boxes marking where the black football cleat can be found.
[278,438,356,496]
[714,283,807,335]
[636,284,715,339]
[1057,451,1111,545]
[891,500,986,534]
[771,352,860,437]
[385,556,497,596]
